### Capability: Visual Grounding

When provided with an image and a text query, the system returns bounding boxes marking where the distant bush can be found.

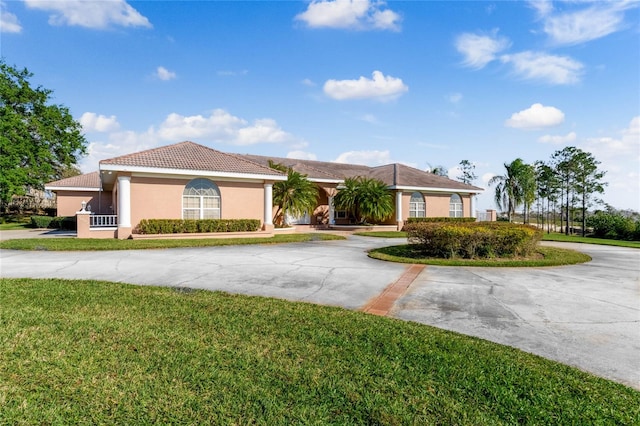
[405,221,542,259]
[405,217,476,225]
[587,212,639,241]
[50,216,76,231]
[137,219,261,235]
[31,215,53,228]
[30,216,76,230]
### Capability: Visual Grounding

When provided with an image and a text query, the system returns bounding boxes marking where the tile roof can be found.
[100,141,283,176]
[45,171,101,189]
[48,142,483,193]
[242,154,482,192]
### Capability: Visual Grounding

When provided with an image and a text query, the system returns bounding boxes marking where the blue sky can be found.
[2,0,639,211]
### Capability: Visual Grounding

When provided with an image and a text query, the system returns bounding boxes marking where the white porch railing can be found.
[90,215,118,228]
[476,211,492,222]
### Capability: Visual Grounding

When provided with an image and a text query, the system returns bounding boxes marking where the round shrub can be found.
[404,222,542,259]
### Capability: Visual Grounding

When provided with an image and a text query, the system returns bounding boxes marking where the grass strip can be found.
[0,233,344,251]
[1,278,637,424]
[354,231,407,238]
[369,245,590,267]
[542,232,640,248]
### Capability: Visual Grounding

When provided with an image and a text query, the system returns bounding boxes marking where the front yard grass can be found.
[0,233,344,251]
[542,232,640,248]
[1,278,637,424]
[369,245,591,267]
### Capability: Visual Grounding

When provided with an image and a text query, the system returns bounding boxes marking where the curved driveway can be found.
[1,236,638,389]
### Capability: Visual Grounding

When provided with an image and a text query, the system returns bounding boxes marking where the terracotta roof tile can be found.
[50,142,483,192]
[242,154,482,192]
[100,141,283,176]
[45,171,101,189]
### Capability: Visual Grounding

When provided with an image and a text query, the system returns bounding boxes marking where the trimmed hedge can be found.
[405,221,542,259]
[137,219,261,235]
[405,217,476,225]
[30,216,76,230]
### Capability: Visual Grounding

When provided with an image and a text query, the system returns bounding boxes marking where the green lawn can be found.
[0,233,344,251]
[1,278,637,424]
[354,231,407,238]
[542,232,640,248]
[0,222,30,231]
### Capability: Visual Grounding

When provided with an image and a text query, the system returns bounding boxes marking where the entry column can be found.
[117,175,132,239]
[395,190,403,230]
[264,183,274,231]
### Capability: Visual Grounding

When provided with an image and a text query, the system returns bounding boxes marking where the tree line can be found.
[489,147,607,236]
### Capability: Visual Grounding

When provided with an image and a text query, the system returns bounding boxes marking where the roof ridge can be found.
[224,151,287,176]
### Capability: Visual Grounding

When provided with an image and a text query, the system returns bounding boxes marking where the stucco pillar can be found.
[76,208,92,239]
[470,194,477,218]
[117,175,131,239]
[328,196,335,225]
[264,183,273,227]
[395,190,404,231]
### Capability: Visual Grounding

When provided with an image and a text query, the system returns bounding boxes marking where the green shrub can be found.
[30,215,53,228]
[405,217,476,225]
[137,219,261,234]
[587,212,638,240]
[50,216,77,231]
[405,221,542,259]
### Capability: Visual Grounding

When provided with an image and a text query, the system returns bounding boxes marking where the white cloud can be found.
[446,92,463,104]
[359,114,378,124]
[455,30,510,69]
[217,69,248,77]
[287,150,318,161]
[301,78,316,87]
[541,2,637,46]
[1,1,21,33]
[323,70,408,101]
[580,117,640,210]
[80,112,121,133]
[237,119,291,145]
[528,0,553,18]
[24,0,151,29]
[538,131,577,144]
[78,109,307,172]
[156,109,300,146]
[333,150,392,166]
[155,66,177,81]
[505,103,565,130]
[501,51,583,85]
[296,0,401,31]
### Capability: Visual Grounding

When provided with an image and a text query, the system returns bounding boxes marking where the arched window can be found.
[183,178,221,219]
[409,192,425,218]
[449,194,463,218]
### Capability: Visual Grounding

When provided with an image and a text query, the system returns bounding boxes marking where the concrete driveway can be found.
[1,235,638,389]
[0,235,407,310]
[392,242,640,390]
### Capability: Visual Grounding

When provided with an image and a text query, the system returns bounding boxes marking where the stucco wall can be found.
[56,191,113,217]
[401,191,472,219]
[128,176,265,230]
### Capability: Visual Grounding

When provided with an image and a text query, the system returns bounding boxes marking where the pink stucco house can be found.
[45,141,484,238]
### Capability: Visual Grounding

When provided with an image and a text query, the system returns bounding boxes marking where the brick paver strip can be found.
[361,264,425,316]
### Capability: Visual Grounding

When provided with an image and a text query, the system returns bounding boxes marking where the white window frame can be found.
[449,194,463,218]
[182,178,221,220]
[409,192,426,218]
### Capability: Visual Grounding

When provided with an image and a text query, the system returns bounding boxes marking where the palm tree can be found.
[489,159,527,222]
[270,161,318,227]
[334,177,394,224]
